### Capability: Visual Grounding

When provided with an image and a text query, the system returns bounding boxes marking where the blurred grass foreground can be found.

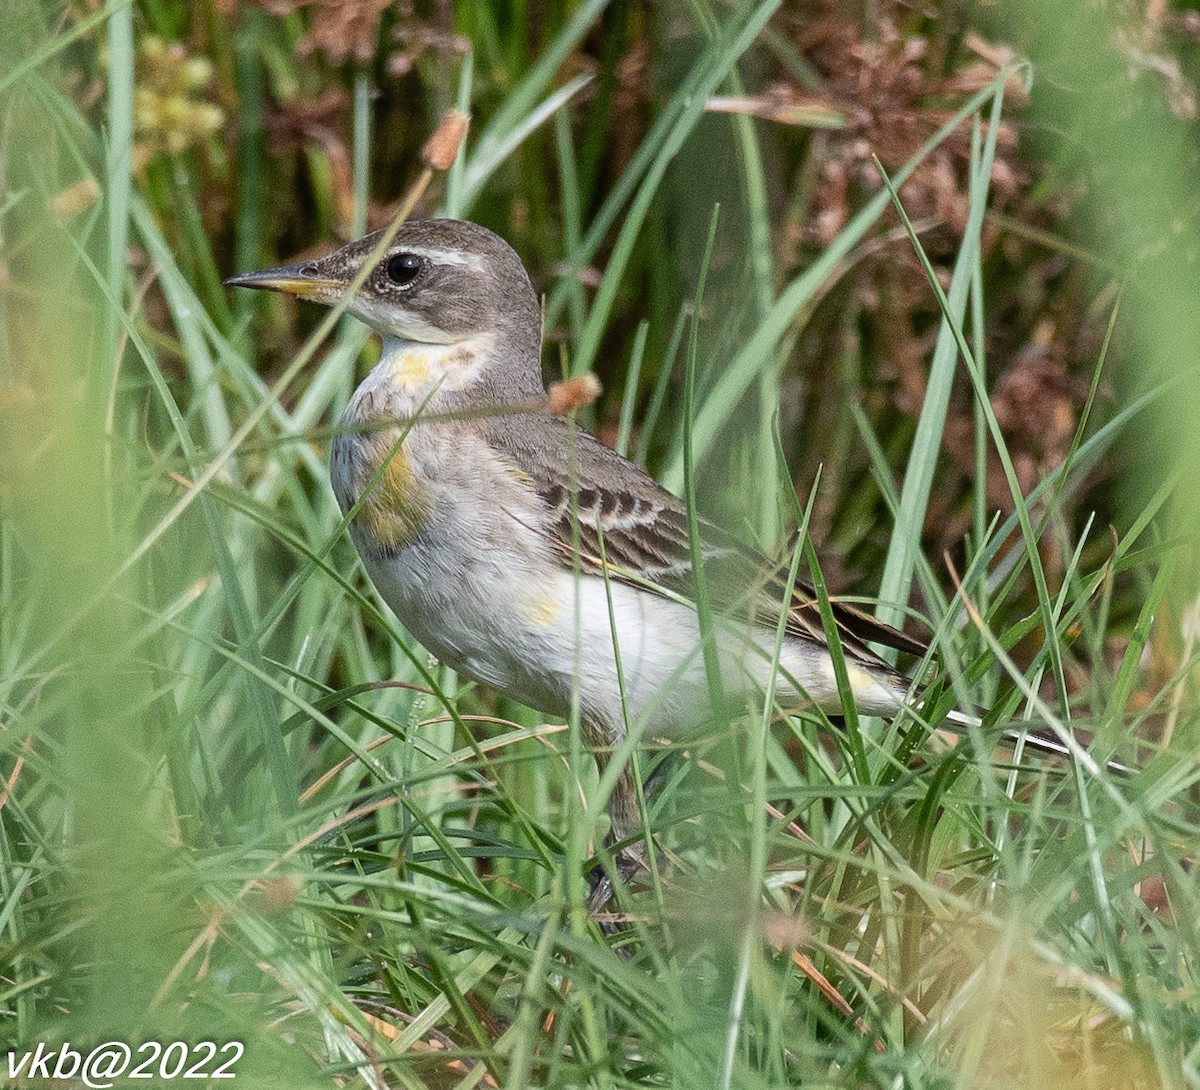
[2,1,1200,1088]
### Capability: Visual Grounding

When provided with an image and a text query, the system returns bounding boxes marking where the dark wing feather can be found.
[487,413,928,672]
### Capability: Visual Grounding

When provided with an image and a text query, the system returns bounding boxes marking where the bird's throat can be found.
[378,334,494,397]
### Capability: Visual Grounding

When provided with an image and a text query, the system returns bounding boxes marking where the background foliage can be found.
[2,1,1199,1087]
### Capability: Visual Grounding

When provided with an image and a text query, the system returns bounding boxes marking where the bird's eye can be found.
[386,252,424,287]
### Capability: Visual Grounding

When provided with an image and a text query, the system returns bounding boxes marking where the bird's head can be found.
[227,218,545,397]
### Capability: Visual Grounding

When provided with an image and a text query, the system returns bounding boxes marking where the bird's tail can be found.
[935,706,1133,775]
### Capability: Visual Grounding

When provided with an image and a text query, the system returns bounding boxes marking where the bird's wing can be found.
[486,412,928,672]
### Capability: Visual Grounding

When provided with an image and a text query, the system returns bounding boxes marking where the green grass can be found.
[2,1,1199,1088]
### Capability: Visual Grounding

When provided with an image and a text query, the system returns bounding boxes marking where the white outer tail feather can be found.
[935,706,1132,774]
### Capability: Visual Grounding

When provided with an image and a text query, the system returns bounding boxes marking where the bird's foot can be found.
[585,843,649,935]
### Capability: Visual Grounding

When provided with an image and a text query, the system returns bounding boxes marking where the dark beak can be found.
[224,260,345,299]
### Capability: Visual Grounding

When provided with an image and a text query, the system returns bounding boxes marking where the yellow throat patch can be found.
[386,349,433,389]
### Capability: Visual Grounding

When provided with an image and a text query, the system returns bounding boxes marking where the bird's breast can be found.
[330,387,435,556]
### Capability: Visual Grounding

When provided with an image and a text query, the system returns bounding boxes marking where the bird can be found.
[226,218,1073,897]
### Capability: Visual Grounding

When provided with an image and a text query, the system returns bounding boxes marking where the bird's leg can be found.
[585,763,646,913]
[585,750,679,914]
